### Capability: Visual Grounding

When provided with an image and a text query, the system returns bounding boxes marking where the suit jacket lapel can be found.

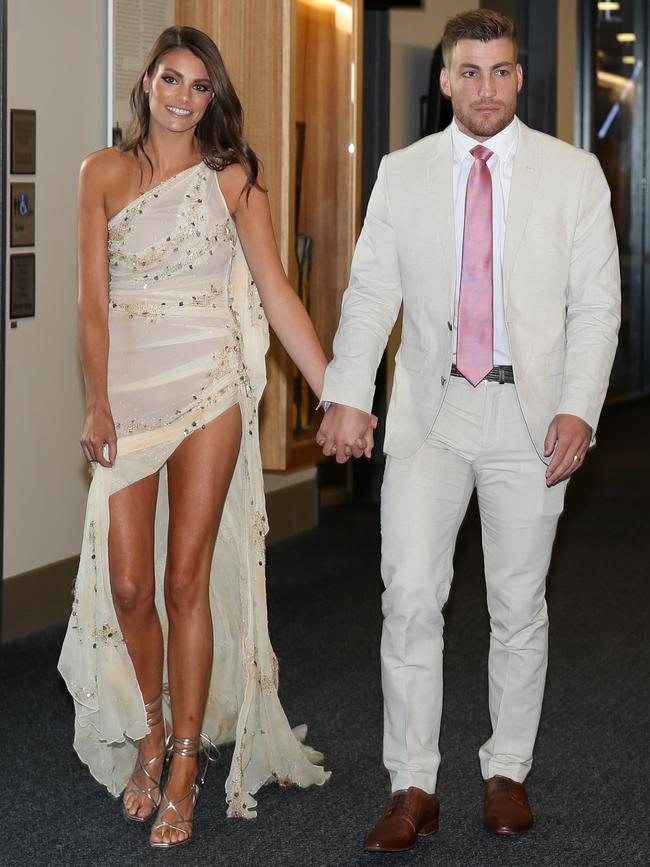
[425,127,456,316]
[503,120,542,297]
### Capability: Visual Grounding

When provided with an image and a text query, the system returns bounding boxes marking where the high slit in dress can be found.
[58,162,330,818]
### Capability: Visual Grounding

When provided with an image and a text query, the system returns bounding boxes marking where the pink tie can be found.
[456,145,494,386]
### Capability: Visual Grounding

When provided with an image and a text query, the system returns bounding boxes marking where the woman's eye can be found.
[162,75,177,84]
[194,84,209,93]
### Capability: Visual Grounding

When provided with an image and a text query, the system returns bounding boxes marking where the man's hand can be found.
[316,404,377,464]
[544,413,592,486]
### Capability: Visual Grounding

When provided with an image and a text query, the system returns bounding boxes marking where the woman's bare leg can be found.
[109,470,164,820]
[151,403,242,846]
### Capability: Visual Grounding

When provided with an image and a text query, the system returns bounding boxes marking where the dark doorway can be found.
[480,0,558,135]
[578,0,650,398]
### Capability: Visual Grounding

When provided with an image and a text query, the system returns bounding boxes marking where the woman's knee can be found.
[165,562,209,614]
[111,570,156,615]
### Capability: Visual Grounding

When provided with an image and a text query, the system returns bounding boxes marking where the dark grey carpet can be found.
[2,400,649,867]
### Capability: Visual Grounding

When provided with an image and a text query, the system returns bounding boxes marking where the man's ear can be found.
[516,63,524,94]
[440,67,451,99]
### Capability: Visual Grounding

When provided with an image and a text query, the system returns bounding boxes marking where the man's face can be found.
[439,37,523,141]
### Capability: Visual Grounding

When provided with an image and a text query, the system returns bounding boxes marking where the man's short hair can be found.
[441,9,518,68]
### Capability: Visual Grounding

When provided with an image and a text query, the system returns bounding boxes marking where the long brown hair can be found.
[121,26,260,193]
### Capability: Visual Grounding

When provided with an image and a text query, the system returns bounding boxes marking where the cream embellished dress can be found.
[58,162,330,818]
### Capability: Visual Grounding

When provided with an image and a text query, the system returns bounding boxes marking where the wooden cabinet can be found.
[176,0,362,469]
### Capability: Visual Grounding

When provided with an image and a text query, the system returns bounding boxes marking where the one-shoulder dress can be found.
[58,162,330,817]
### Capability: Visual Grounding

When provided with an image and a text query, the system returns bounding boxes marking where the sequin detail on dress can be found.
[58,163,330,819]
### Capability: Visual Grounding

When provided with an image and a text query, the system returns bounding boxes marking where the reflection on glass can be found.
[593,0,645,395]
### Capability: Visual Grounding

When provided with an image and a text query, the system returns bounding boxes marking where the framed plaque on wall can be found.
[10,254,36,319]
[10,109,36,174]
[10,183,35,247]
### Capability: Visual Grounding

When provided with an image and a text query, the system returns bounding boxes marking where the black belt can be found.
[450,364,514,384]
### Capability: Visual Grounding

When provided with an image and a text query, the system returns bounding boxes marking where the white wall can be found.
[4,0,107,578]
[389,0,478,152]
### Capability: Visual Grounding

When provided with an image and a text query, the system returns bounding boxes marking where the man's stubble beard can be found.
[452,100,516,140]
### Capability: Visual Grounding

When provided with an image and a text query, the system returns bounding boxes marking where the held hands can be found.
[544,413,592,486]
[316,404,378,464]
[80,403,117,468]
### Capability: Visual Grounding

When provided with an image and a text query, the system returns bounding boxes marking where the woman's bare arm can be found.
[78,152,117,467]
[221,166,328,399]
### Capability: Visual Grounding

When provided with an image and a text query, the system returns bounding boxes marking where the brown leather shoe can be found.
[483,776,534,835]
[364,787,439,853]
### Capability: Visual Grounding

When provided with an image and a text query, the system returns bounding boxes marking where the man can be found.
[317,8,620,853]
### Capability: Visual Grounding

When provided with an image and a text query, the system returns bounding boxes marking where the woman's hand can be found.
[317,406,378,464]
[81,403,117,467]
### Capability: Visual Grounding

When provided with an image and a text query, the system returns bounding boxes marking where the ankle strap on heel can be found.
[173,736,200,758]
[198,733,220,785]
[144,695,164,729]
[172,733,220,785]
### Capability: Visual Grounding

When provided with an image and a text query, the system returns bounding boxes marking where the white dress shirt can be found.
[451,116,519,366]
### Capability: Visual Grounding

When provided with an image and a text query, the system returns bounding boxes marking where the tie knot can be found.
[470,145,493,163]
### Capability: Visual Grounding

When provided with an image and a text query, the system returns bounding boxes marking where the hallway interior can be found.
[2,400,648,866]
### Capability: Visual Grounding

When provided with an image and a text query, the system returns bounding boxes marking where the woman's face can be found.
[144,48,214,134]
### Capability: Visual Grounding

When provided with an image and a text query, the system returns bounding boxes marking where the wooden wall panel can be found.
[292,0,360,449]
[176,0,293,468]
[175,1,362,470]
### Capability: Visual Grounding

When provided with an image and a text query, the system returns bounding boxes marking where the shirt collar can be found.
[451,115,519,164]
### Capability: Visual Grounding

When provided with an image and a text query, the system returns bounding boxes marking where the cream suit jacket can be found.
[321,119,621,461]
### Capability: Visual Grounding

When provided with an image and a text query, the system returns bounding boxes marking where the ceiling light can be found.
[598,2,620,10]
[616,33,636,43]
[622,55,636,65]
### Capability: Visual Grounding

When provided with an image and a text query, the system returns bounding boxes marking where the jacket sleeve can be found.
[556,152,621,430]
[320,156,403,413]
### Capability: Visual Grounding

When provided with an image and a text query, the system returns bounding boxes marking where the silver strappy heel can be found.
[149,734,219,849]
[122,695,171,823]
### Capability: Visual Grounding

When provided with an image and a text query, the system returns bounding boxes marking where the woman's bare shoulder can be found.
[80,147,135,189]
[217,161,264,213]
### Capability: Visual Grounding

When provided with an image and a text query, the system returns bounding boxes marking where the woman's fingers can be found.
[93,437,113,467]
[81,440,95,464]
[81,432,117,467]
[107,437,118,465]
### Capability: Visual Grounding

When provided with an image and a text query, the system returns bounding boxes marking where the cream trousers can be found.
[380,375,567,793]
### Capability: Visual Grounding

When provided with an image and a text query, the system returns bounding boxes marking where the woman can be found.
[58,26,372,849]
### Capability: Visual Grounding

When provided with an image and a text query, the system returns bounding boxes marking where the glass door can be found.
[581,0,650,397]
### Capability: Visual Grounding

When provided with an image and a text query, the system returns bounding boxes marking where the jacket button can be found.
[440,376,446,386]
[447,321,452,331]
